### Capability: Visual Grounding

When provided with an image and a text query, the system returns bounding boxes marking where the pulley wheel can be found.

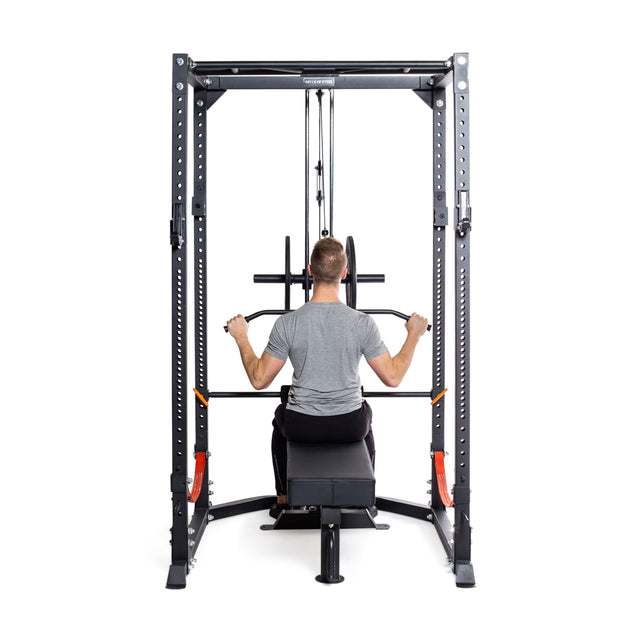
[345,236,357,309]
[284,236,291,310]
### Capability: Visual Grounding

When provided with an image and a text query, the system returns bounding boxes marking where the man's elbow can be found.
[250,372,274,390]
[380,371,401,388]
[251,377,269,390]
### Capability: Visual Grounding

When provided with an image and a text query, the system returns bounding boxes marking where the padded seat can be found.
[287,440,375,507]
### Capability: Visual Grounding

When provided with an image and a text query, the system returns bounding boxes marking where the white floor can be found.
[4,1,639,638]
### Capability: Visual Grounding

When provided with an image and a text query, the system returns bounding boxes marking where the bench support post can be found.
[316,507,344,584]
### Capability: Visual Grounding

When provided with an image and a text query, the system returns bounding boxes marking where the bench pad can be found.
[287,440,375,507]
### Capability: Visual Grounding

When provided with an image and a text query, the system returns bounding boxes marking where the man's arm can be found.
[227,315,286,389]
[366,313,429,388]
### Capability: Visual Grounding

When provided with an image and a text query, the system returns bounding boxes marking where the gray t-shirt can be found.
[265,301,387,416]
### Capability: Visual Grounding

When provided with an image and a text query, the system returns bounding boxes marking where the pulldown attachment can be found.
[226,235,431,332]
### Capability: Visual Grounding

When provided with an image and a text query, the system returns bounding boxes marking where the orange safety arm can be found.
[434,451,454,508]
[188,452,207,503]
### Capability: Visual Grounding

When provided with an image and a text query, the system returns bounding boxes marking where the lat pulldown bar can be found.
[223,308,432,332]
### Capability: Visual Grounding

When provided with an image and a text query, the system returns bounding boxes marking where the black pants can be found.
[271,401,375,497]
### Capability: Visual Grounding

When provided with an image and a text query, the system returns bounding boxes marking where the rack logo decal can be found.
[303,78,335,87]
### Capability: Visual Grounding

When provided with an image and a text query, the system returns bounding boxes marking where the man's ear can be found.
[307,264,313,276]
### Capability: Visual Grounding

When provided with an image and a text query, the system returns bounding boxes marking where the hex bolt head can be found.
[188,527,195,535]
[436,99,444,108]
[208,515,215,522]
[197,100,204,107]
[176,82,184,91]
[176,58,185,66]
[189,540,195,547]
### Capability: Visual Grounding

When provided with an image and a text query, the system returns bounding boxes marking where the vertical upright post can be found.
[167,53,190,589]
[431,87,448,509]
[452,52,475,587]
[192,87,210,508]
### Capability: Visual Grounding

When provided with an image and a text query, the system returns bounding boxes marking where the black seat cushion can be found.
[287,440,375,507]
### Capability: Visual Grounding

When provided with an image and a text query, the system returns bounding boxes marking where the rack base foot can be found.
[455,562,475,588]
[166,562,187,589]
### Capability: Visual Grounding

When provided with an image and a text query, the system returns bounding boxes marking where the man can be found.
[226,237,429,507]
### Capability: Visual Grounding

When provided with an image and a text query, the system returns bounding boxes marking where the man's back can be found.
[265,302,386,416]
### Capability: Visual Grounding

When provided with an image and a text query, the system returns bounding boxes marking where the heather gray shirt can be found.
[265,301,387,416]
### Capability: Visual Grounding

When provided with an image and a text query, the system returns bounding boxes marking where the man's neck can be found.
[310,283,341,303]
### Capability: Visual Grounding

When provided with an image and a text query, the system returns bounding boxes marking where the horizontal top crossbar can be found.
[190,60,451,76]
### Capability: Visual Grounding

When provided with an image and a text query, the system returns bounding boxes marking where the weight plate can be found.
[346,236,357,309]
[285,236,291,310]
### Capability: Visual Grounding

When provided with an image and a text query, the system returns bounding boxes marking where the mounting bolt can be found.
[189,540,195,547]
[208,515,215,522]
[188,528,195,535]
[187,477,193,484]
[208,480,214,485]
[175,82,184,91]
[176,57,185,66]
[436,99,444,108]
[204,78,213,86]
[209,490,214,496]
[197,100,204,107]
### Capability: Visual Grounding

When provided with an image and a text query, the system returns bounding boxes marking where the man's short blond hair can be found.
[310,237,348,284]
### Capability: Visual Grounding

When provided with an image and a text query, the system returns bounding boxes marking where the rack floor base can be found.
[166,495,475,588]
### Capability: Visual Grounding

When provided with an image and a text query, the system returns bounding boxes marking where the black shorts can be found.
[277,401,373,443]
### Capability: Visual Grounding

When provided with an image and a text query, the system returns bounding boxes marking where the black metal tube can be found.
[253,273,385,284]
[223,307,428,332]
[209,391,432,398]
[223,308,430,332]
[190,61,451,74]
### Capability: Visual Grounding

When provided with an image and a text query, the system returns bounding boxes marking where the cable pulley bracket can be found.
[456,191,471,237]
[170,203,185,248]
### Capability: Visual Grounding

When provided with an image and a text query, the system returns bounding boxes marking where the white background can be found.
[2,1,638,638]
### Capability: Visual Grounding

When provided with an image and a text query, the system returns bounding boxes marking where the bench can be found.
[263,438,387,583]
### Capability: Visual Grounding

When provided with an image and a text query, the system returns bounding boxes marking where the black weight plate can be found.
[346,236,357,309]
[285,236,291,310]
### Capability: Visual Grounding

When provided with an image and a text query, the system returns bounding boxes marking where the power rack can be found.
[168,54,475,588]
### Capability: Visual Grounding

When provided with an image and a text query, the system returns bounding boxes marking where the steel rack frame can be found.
[167,54,475,589]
